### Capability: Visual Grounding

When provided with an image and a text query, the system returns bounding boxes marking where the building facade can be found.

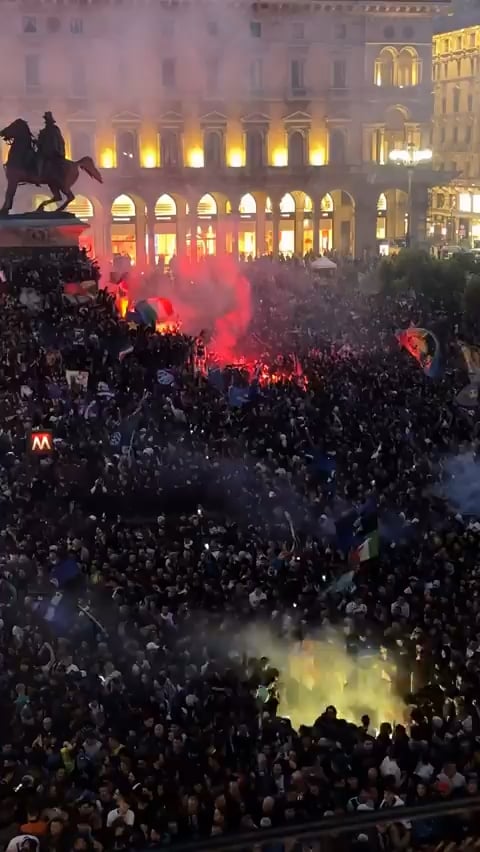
[431,24,480,248]
[0,0,449,264]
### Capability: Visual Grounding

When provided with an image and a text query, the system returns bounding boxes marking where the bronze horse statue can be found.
[0,118,103,215]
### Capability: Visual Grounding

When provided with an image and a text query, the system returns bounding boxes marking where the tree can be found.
[463,274,480,332]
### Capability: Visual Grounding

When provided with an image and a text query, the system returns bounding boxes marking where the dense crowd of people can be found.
[0,246,479,852]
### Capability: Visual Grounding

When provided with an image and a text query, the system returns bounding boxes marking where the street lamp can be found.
[389,145,433,246]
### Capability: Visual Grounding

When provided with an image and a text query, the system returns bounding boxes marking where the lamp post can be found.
[389,144,433,246]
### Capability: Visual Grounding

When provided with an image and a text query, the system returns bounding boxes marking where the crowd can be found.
[0,245,479,852]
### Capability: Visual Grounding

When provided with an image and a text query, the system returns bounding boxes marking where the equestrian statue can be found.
[0,112,103,215]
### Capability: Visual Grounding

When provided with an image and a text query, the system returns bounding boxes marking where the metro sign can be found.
[29,431,53,454]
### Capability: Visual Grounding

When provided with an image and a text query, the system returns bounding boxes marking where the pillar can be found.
[256,207,266,257]
[146,207,155,267]
[176,213,187,257]
[294,211,304,256]
[135,209,147,267]
[354,202,377,259]
[272,208,280,256]
[312,208,320,255]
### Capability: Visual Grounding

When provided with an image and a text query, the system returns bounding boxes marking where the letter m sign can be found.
[30,431,53,453]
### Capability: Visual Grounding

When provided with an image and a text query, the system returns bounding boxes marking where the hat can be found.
[44,111,54,122]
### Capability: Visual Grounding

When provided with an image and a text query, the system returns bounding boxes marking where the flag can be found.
[396,327,441,378]
[63,280,97,305]
[118,344,134,362]
[50,558,80,588]
[156,369,176,386]
[336,496,378,558]
[458,341,480,383]
[456,383,479,409]
[110,409,142,448]
[228,386,250,407]
[352,530,380,564]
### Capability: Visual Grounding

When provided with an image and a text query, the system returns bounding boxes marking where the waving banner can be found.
[396,327,441,379]
[458,341,480,383]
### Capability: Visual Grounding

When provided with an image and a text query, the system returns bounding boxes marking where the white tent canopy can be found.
[311,257,337,270]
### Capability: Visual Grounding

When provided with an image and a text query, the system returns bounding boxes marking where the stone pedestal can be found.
[0,212,89,252]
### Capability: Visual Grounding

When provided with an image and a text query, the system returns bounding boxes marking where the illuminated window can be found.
[332,59,347,89]
[280,193,295,214]
[321,193,334,213]
[290,59,305,93]
[155,194,176,217]
[116,129,137,166]
[458,193,472,213]
[304,195,313,213]
[197,194,217,216]
[68,195,94,219]
[397,47,420,87]
[239,194,256,215]
[70,18,83,34]
[377,193,387,212]
[111,195,136,218]
[374,47,396,87]
[473,195,480,214]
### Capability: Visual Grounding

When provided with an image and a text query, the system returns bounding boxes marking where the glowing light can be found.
[228,148,243,168]
[142,149,157,169]
[389,148,433,165]
[119,297,129,318]
[309,148,325,166]
[272,148,288,167]
[100,148,114,169]
[188,148,204,168]
[156,321,180,335]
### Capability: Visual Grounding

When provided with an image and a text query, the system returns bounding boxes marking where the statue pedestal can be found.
[0,212,88,251]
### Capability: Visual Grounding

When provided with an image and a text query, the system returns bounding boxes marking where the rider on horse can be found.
[36,111,66,180]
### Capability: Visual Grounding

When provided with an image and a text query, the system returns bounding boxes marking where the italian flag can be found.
[352,530,380,564]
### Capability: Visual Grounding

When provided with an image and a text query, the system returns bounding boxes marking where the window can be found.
[161,130,181,167]
[250,21,261,38]
[290,59,305,92]
[204,130,223,168]
[288,130,306,168]
[465,126,472,145]
[453,126,458,143]
[245,128,265,168]
[468,94,473,112]
[332,58,346,88]
[206,58,219,94]
[453,88,460,112]
[249,58,263,94]
[292,22,304,39]
[116,129,137,165]
[470,32,476,48]
[375,48,395,86]
[207,20,218,36]
[25,54,40,88]
[161,58,176,89]
[440,126,446,144]
[442,95,447,113]
[335,22,346,39]
[384,25,395,38]
[458,192,472,212]
[23,16,37,33]
[70,18,83,34]
[436,193,445,209]
[70,130,93,159]
[72,61,86,97]
[46,16,61,33]
[403,25,414,38]
[329,128,346,164]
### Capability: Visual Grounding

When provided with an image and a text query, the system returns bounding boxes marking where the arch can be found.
[288,130,306,168]
[328,129,347,165]
[239,193,256,215]
[111,194,136,218]
[204,129,224,168]
[377,192,387,211]
[320,193,334,213]
[67,194,94,219]
[397,46,420,86]
[197,193,217,216]
[385,106,408,156]
[375,46,397,87]
[280,193,295,214]
[154,194,176,218]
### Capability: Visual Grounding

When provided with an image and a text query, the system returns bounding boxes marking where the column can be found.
[256,207,266,257]
[231,217,239,259]
[146,207,155,267]
[312,208,320,255]
[294,211,304,256]
[135,209,147,267]
[272,208,280,256]
[410,185,428,246]
[176,214,187,258]
[354,202,377,259]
